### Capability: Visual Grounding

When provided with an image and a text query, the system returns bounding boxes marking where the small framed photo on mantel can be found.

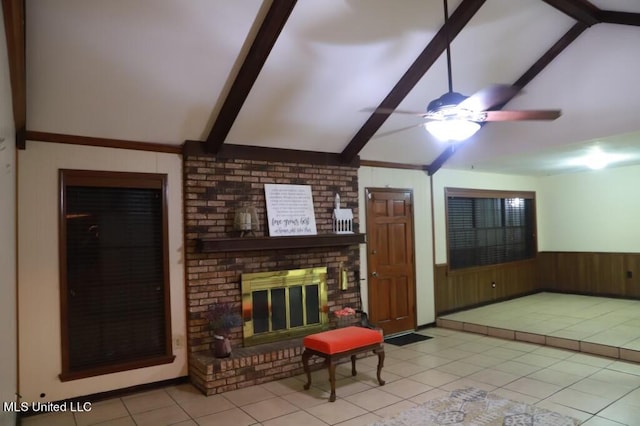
[264,184,318,236]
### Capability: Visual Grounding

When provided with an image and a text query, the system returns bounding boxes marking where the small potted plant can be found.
[205,302,243,358]
[334,306,356,328]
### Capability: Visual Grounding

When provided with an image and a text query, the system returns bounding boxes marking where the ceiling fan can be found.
[371,0,561,141]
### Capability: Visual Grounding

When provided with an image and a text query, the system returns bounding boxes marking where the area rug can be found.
[371,387,579,426]
[385,333,432,346]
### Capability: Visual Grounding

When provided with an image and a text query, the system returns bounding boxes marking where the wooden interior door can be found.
[365,188,416,336]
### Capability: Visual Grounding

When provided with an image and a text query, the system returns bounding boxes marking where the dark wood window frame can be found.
[59,169,174,381]
[445,187,537,272]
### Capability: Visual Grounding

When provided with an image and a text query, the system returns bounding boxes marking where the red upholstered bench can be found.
[302,326,385,402]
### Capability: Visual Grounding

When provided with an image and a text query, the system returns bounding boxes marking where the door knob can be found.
[372,271,378,277]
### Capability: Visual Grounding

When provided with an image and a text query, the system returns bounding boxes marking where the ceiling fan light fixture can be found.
[424,119,480,141]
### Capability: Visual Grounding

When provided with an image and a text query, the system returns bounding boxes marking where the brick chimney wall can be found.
[183,153,363,394]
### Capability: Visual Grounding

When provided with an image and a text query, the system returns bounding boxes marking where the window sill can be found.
[59,354,176,382]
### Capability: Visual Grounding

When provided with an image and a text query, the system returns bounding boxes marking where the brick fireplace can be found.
[183,145,363,395]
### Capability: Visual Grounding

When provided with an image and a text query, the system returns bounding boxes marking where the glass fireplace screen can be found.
[241,267,328,346]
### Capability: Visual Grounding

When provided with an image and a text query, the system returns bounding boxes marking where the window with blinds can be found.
[446,188,536,270]
[59,170,174,381]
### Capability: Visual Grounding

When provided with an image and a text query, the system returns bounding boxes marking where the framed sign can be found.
[264,184,317,236]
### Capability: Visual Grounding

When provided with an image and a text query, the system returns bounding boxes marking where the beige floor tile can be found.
[261,376,309,396]
[407,388,450,405]
[131,404,189,426]
[334,412,382,426]
[384,348,423,361]
[534,400,593,423]
[372,399,417,419]
[313,377,372,398]
[222,385,277,406]
[410,369,460,387]
[343,388,402,412]
[21,411,76,426]
[281,386,330,409]
[490,360,541,376]
[262,410,328,426]
[527,368,583,387]
[196,407,257,426]
[566,352,615,368]
[530,346,574,360]
[439,378,496,393]
[376,378,432,399]
[547,360,602,377]
[482,347,527,360]
[512,353,560,368]
[74,399,129,426]
[581,416,628,425]
[490,388,540,405]
[570,378,635,400]
[466,368,520,387]
[462,353,505,368]
[503,377,562,399]
[170,421,197,426]
[590,369,640,388]
[165,383,207,403]
[381,360,429,377]
[122,389,176,414]
[305,399,368,425]
[429,348,475,361]
[177,394,235,418]
[407,354,453,368]
[93,416,137,425]
[593,400,640,425]
[242,396,299,422]
[546,388,612,414]
[435,360,485,377]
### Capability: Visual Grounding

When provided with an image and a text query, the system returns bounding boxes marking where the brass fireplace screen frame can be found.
[241,267,329,346]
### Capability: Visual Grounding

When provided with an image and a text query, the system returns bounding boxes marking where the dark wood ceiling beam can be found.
[339,0,486,164]
[541,0,600,26]
[427,21,588,176]
[599,11,640,27]
[2,0,26,149]
[514,21,588,88]
[204,0,297,154]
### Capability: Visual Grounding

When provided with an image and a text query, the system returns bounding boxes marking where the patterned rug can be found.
[372,387,580,426]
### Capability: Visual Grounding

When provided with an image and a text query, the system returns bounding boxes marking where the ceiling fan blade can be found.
[372,122,428,139]
[457,84,521,112]
[482,110,561,121]
[363,107,428,117]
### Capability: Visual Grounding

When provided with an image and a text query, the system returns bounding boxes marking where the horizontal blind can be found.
[448,196,534,270]
[65,185,166,371]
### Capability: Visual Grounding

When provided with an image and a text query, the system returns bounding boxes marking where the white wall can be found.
[358,166,434,326]
[537,164,640,252]
[18,142,187,402]
[0,8,18,425]
[431,168,540,264]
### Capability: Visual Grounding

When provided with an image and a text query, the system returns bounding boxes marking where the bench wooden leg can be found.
[350,354,357,376]
[374,348,385,386]
[302,350,312,390]
[328,360,337,402]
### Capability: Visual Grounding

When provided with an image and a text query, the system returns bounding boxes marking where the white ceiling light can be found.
[578,147,626,170]
[424,119,481,141]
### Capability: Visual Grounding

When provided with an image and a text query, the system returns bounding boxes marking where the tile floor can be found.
[22,325,640,425]
[440,292,640,361]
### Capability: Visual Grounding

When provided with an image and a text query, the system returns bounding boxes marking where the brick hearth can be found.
[183,151,362,395]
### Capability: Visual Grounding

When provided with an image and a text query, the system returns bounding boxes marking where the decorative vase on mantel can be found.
[213,334,232,358]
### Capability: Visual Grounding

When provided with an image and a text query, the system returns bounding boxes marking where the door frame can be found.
[364,187,418,334]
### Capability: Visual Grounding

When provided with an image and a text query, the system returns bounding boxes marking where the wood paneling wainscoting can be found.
[538,251,640,298]
[434,260,539,315]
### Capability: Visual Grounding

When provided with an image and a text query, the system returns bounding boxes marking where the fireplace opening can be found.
[242,267,329,346]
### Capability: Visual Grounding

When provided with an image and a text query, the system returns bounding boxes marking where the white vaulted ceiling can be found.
[20,0,640,175]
